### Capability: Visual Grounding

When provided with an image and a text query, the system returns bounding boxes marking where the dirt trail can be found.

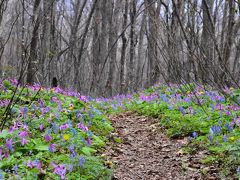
[105,112,219,180]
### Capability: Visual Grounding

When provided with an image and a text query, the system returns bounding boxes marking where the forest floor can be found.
[105,112,220,180]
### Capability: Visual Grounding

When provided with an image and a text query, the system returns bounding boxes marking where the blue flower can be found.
[208,135,213,144]
[68,165,73,172]
[52,122,58,134]
[69,145,76,158]
[13,164,18,174]
[24,106,28,113]
[67,120,72,128]
[179,106,185,116]
[192,132,198,139]
[225,123,233,132]
[210,125,221,135]
[0,169,3,179]
[71,128,76,137]
[237,166,240,174]
[49,144,57,153]
[55,112,60,120]
[223,135,228,142]
[79,156,85,167]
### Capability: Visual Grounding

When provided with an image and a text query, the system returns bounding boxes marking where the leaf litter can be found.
[105,112,221,180]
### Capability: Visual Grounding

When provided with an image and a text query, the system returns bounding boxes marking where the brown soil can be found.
[104,112,220,180]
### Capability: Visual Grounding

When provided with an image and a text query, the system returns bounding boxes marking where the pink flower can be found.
[49,144,57,152]
[0,148,2,160]
[77,123,88,132]
[21,138,28,146]
[19,131,28,138]
[4,151,9,159]
[39,124,44,131]
[59,124,69,131]
[87,137,92,146]
[26,160,34,168]
[53,164,67,180]
[226,111,231,116]
[44,134,52,142]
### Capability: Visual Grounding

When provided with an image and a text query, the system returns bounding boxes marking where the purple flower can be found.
[87,137,92,146]
[13,164,18,174]
[210,125,221,135]
[24,106,28,114]
[69,145,76,158]
[179,106,185,116]
[223,135,228,142]
[225,123,233,132]
[188,106,194,115]
[4,151,9,158]
[49,144,57,153]
[26,160,34,168]
[0,148,2,160]
[226,111,231,116]
[208,135,213,144]
[68,165,73,172]
[23,124,28,130]
[59,124,69,131]
[44,134,52,142]
[52,122,58,134]
[5,138,14,152]
[21,138,28,146]
[39,124,44,131]
[55,112,61,120]
[79,156,85,167]
[19,131,28,138]
[53,164,66,180]
[77,123,88,132]
[192,132,198,138]
[32,159,41,169]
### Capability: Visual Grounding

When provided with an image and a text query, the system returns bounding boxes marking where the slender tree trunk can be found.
[127,0,136,93]
[76,0,97,92]
[221,0,235,86]
[135,10,146,90]
[26,0,42,84]
[200,0,214,84]
[105,0,120,96]
[119,0,128,94]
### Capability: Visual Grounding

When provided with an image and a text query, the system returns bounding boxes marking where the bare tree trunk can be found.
[200,0,214,84]
[26,0,42,84]
[105,0,120,96]
[127,0,136,93]
[221,0,235,86]
[68,0,87,89]
[0,0,9,76]
[135,10,146,90]
[119,0,128,94]
[75,0,97,92]
[185,0,198,82]
[145,0,161,86]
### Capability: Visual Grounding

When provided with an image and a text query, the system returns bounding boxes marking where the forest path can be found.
[105,112,218,180]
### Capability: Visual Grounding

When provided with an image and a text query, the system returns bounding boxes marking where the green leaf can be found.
[81,147,96,156]
[0,130,9,138]
[34,145,49,151]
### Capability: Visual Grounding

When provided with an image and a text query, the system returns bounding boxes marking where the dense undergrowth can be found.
[0,79,113,179]
[95,83,240,179]
[1,79,240,179]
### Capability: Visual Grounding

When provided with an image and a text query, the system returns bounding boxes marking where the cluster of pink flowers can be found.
[0,99,10,107]
[77,123,89,132]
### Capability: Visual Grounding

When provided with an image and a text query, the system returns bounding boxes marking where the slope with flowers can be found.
[95,84,240,179]
[0,79,113,179]
[1,79,240,179]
